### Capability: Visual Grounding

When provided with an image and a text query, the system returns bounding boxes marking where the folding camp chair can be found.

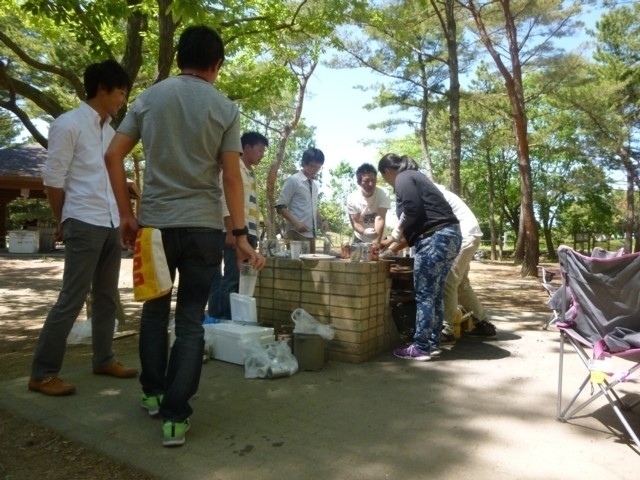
[537,265,562,330]
[556,246,640,449]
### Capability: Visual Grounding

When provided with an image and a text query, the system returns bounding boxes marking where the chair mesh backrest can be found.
[558,246,640,344]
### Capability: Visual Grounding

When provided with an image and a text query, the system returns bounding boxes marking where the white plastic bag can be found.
[242,340,298,379]
[203,323,216,358]
[68,318,119,345]
[291,308,335,340]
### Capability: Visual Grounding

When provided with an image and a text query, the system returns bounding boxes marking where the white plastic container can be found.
[230,293,258,323]
[209,322,274,365]
[8,230,39,254]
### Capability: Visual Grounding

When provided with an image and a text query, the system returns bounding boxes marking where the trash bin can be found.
[8,230,39,253]
[293,333,326,371]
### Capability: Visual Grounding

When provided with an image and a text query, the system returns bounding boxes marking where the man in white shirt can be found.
[209,131,268,319]
[275,147,329,254]
[436,184,496,341]
[29,60,138,397]
[347,163,391,245]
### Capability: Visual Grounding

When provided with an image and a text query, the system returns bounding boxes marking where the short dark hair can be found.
[301,147,324,166]
[84,60,130,100]
[177,25,225,71]
[241,131,269,148]
[355,163,377,183]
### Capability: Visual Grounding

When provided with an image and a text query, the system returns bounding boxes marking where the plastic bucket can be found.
[293,333,326,371]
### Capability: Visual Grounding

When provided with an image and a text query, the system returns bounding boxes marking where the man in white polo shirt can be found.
[29,60,138,397]
[275,147,329,254]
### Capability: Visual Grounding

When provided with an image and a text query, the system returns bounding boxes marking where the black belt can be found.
[416,223,458,240]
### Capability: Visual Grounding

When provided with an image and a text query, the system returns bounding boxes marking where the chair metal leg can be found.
[558,330,640,447]
[557,332,569,419]
[600,385,640,450]
[544,310,560,330]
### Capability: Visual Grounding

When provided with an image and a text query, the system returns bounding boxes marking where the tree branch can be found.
[0,30,84,97]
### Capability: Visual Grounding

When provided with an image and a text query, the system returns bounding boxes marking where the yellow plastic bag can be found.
[133,227,172,302]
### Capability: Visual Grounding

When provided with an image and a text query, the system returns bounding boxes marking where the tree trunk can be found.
[444,0,461,194]
[155,0,178,84]
[543,221,555,260]
[264,60,317,239]
[418,106,433,180]
[625,170,634,253]
[417,55,434,180]
[121,0,147,85]
[430,0,461,193]
[486,149,498,260]
[266,132,291,240]
[463,0,539,276]
[512,107,538,276]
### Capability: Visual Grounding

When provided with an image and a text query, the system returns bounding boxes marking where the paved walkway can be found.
[1,307,638,479]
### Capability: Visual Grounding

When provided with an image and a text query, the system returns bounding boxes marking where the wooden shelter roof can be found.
[0,144,48,200]
[0,143,140,202]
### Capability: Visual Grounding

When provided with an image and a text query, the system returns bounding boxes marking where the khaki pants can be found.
[285,230,316,254]
[443,235,487,324]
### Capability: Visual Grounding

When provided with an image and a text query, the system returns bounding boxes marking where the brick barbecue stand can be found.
[254,257,396,363]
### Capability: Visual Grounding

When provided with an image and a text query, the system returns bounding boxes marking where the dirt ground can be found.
[0,253,550,480]
[0,254,152,480]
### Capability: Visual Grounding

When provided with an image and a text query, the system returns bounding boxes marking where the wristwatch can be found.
[232,226,249,237]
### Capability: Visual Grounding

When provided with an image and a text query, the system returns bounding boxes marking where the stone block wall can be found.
[255,257,395,363]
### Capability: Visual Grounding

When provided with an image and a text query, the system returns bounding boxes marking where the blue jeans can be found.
[139,227,223,422]
[208,234,257,319]
[412,224,461,352]
[31,218,121,379]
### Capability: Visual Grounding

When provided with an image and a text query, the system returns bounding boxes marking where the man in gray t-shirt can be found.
[105,26,264,448]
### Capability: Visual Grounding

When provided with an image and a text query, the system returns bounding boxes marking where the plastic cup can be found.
[290,240,303,260]
[239,263,258,296]
[350,243,362,262]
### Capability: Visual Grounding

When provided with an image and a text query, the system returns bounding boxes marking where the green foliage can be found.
[2,0,640,254]
[7,198,55,229]
[335,0,452,138]
[1,0,92,121]
[594,3,640,90]
[22,0,130,58]
[376,135,422,163]
[0,112,22,144]
[318,201,347,236]
[543,162,615,246]
[1,0,355,138]
[591,3,640,155]
[242,119,317,226]
[325,160,356,233]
